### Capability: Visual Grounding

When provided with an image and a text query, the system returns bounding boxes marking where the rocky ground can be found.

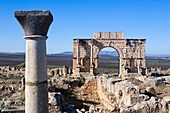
[0,69,25,112]
[48,75,107,113]
[0,67,170,113]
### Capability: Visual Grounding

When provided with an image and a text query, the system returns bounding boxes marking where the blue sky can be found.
[0,0,170,54]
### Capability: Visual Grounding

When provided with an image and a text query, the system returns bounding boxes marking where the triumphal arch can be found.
[73,32,146,79]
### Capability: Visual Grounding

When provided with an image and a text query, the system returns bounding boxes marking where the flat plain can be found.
[0,53,169,73]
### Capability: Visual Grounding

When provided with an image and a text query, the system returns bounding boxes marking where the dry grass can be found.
[154,84,170,99]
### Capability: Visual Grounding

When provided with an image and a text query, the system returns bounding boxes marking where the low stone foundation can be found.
[97,74,170,113]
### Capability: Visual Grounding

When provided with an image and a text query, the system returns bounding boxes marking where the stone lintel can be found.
[94,38,125,40]
[73,39,93,41]
[14,10,53,36]
[94,32,124,39]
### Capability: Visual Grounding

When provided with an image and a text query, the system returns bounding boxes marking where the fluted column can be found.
[15,10,53,113]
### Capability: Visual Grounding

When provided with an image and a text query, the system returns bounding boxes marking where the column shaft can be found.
[25,36,48,113]
[77,42,79,65]
[119,58,125,80]
[90,42,93,74]
[119,58,121,77]
[76,40,80,73]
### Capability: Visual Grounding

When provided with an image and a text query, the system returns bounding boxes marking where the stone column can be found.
[119,58,122,77]
[76,39,80,74]
[15,10,53,113]
[69,68,72,75]
[90,39,94,74]
[137,60,140,74]
[63,65,68,75]
[56,69,60,75]
[119,57,125,80]
[77,40,80,65]
[59,69,63,75]
[21,77,25,90]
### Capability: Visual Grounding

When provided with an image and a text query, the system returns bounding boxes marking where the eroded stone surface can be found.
[14,10,53,36]
[97,74,170,113]
[73,32,146,79]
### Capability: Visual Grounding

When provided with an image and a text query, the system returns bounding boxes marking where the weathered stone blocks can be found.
[15,10,53,36]
[73,32,146,80]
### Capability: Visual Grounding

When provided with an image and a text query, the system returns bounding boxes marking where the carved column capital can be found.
[14,10,53,37]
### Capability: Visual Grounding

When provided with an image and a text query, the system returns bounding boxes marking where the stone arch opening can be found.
[92,41,124,76]
[98,47,119,75]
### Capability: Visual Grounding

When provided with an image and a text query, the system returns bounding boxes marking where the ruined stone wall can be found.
[73,39,92,74]
[0,66,72,77]
[125,39,146,70]
[92,32,126,75]
[48,65,72,76]
[97,75,170,113]
[97,75,140,110]
[73,32,146,78]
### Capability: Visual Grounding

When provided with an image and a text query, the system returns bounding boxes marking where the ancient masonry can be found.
[15,10,53,113]
[48,66,72,76]
[73,32,146,79]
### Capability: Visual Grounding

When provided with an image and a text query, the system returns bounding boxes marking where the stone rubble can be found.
[0,67,170,112]
[97,74,170,113]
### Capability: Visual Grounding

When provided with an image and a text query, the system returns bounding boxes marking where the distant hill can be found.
[0,51,170,58]
[49,51,73,57]
[50,51,119,56]
[57,51,73,55]
[99,51,118,56]
[0,52,169,68]
[0,52,25,58]
[146,54,170,57]
[52,51,170,59]
[0,52,25,66]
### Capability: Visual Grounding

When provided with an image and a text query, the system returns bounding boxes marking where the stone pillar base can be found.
[25,82,48,113]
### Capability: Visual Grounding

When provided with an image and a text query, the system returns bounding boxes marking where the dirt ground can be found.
[55,78,103,111]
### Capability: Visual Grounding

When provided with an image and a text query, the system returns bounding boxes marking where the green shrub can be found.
[17,62,25,68]
[79,77,85,87]
[104,72,109,74]
[0,101,5,109]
